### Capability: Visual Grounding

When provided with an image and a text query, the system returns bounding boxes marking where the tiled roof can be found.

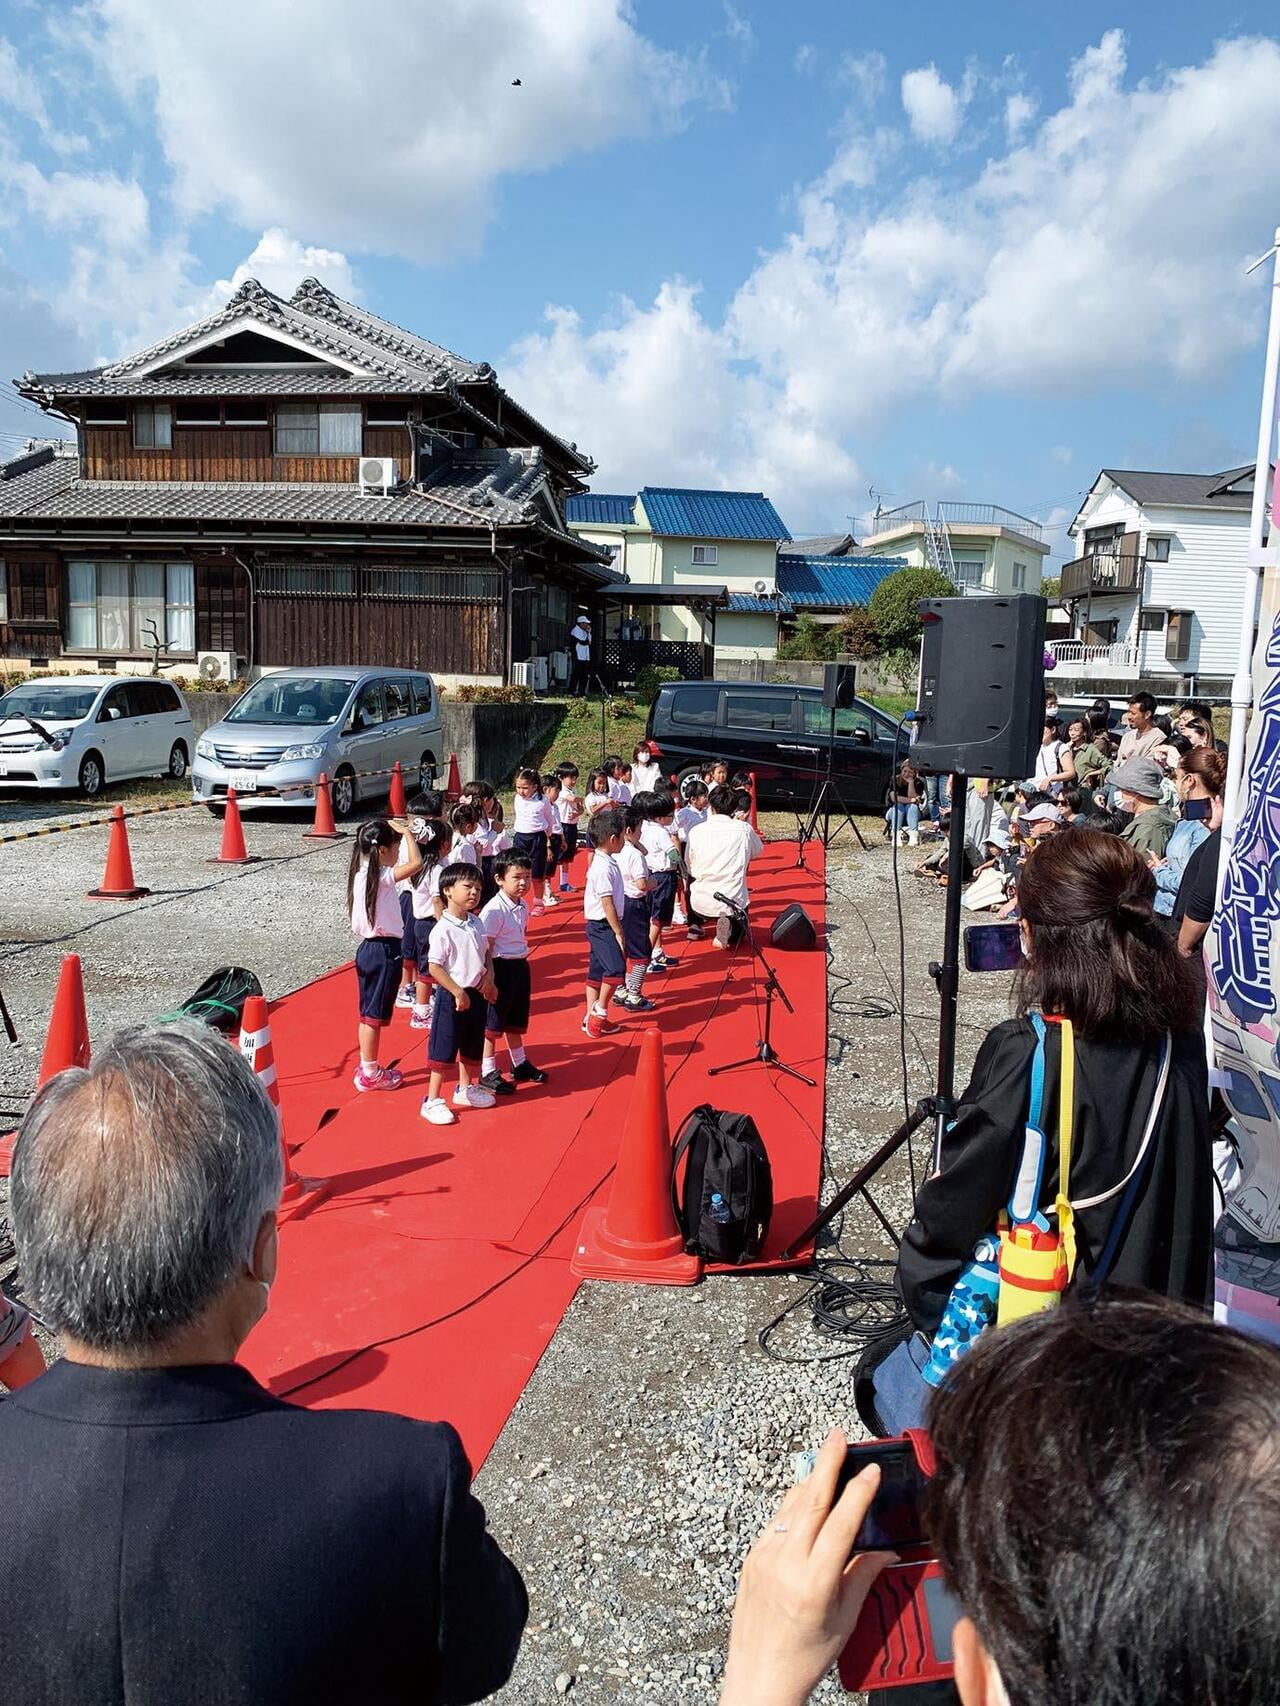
[0,444,606,564]
[638,487,791,541]
[724,554,906,615]
[1100,466,1258,511]
[15,277,591,473]
[780,532,855,557]
[564,492,637,526]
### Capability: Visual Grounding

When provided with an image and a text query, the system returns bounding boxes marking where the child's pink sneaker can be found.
[353,1063,403,1092]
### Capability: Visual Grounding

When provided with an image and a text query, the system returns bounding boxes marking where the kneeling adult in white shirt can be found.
[686,785,764,948]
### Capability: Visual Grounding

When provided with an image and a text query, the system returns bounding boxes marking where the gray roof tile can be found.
[1100,466,1258,511]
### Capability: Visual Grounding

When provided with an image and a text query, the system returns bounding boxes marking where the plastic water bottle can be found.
[708,1192,733,1225]
[922,1235,1000,1388]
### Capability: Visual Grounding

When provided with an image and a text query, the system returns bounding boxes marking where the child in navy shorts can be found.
[348,817,422,1093]
[406,805,449,1030]
[582,806,627,1039]
[478,855,548,1095]
[555,761,582,891]
[638,790,681,971]
[512,767,555,913]
[422,862,498,1126]
[616,806,656,1011]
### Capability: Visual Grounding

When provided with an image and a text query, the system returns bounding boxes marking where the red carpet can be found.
[19,842,827,1465]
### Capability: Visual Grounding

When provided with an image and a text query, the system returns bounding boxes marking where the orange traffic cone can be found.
[238,995,329,1221]
[38,953,91,1086]
[571,1029,702,1285]
[389,760,407,816]
[209,788,259,864]
[303,772,344,840]
[747,771,761,835]
[0,1315,47,1391]
[87,805,150,900]
[444,752,462,804]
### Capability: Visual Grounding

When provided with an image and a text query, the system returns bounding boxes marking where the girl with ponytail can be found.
[406,796,450,1030]
[348,816,421,1092]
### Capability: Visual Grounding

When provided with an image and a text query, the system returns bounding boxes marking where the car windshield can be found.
[224,676,356,727]
[0,682,99,723]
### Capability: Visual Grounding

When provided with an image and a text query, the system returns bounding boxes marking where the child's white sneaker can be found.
[453,1084,497,1110]
[394,985,415,1008]
[409,1003,433,1030]
[420,1096,456,1124]
[542,892,561,907]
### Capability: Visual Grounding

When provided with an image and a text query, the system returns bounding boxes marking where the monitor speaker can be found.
[771,902,817,951]
[909,595,1046,779]
[822,662,857,710]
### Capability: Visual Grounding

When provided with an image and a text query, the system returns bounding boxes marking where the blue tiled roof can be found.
[638,487,791,541]
[723,554,906,617]
[779,554,905,607]
[564,492,636,525]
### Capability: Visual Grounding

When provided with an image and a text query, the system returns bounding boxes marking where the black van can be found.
[644,680,902,812]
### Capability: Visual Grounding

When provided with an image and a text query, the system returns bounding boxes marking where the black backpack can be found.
[672,1104,772,1264]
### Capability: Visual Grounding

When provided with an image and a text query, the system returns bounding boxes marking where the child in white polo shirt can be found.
[582,806,627,1039]
[478,855,548,1096]
[422,862,499,1125]
[616,806,656,1012]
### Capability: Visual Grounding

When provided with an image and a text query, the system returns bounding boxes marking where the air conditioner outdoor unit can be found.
[197,651,236,683]
[358,456,398,495]
[529,657,549,693]
[549,649,569,684]
[511,661,532,688]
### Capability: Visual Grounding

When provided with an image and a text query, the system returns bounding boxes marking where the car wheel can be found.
[332,767,358,819]
[418,753,436,793]
[78,751,104,800]
[168,742,188,780]
[676,765,701,799]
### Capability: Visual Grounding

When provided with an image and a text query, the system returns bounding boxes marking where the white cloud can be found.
[506,31,1280,531]
[722,3,754,53]
[793,43,816,76]
[0,37,86,154]
[900,63,964,144]
[1004,91,1036,140]
[200,229,358,316]
[840,51,887,104]
[1050,445,1073,465]
[88,0,727,262]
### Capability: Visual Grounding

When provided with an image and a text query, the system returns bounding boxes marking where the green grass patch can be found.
[517,696,650,781]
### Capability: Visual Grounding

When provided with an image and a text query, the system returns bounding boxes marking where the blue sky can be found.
[2,1,1279,562]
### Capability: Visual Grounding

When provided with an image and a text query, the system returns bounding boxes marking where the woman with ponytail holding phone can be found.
[875,830,1215,1434]
[1150,745,1226,921]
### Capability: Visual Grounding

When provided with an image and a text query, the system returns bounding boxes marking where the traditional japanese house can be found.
[0,277,614,685]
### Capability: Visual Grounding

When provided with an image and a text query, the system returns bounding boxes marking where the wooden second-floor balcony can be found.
[1061,549,1143,600]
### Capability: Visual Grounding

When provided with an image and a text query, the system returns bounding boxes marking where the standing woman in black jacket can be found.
[897,828,1215,1337]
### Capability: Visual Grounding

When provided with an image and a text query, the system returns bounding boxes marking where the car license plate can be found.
[227,770,259,793]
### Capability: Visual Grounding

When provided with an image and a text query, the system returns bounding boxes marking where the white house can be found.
[860,501,1049,595]
[566,486,789,662]
[1056,467,1262,693]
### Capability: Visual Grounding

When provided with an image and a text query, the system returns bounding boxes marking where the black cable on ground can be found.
[757,1255,908,1364]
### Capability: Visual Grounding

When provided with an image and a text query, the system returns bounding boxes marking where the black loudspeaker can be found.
[771,903,817,951]
[822,661,857,710]
[910,595,1046,779]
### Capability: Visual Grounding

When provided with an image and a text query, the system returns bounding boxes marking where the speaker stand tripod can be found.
[796,703,868,867]
[708,904,816,1087]
[781,774,967,1256]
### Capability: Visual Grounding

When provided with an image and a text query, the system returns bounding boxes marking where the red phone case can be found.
[838,1430,956,1694]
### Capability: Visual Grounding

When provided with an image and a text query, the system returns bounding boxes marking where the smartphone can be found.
[834,1440,931,1551]
[963,921,1023,974]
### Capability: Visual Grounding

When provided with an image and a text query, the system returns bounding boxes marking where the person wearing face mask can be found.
[2,1024,527,1704]
[1149,746,1227,921]
[1107,755,1176,859]
[891,829,1214,1401]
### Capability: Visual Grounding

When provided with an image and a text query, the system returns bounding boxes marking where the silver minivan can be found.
[192,667,442,817]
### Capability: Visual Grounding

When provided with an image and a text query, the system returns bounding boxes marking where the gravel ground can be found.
[0,793,1015,1703]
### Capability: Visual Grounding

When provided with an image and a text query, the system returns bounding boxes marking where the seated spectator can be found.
[1055,786,1089,827]
[722,1297,1280,1706]
[1151,747,1226,919]
[687,783,763,947]
[887,829,1213,1430]
[1109,755,1176,859]
[1177,699,1228,752]
[885,758,924,846]
[4,1023,526,1704]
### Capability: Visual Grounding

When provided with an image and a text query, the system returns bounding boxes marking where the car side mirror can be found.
[350,713,365,733]
[853,728,871,744]
[105,706,121,721]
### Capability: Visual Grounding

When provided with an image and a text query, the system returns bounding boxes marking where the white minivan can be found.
[0,675,194,799]
[192,667,443,817]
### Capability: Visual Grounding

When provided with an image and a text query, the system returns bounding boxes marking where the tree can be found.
[837,605,880,660]
[778,611,841,661]
[868,566,957,652]
[1041,575,1061,601]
